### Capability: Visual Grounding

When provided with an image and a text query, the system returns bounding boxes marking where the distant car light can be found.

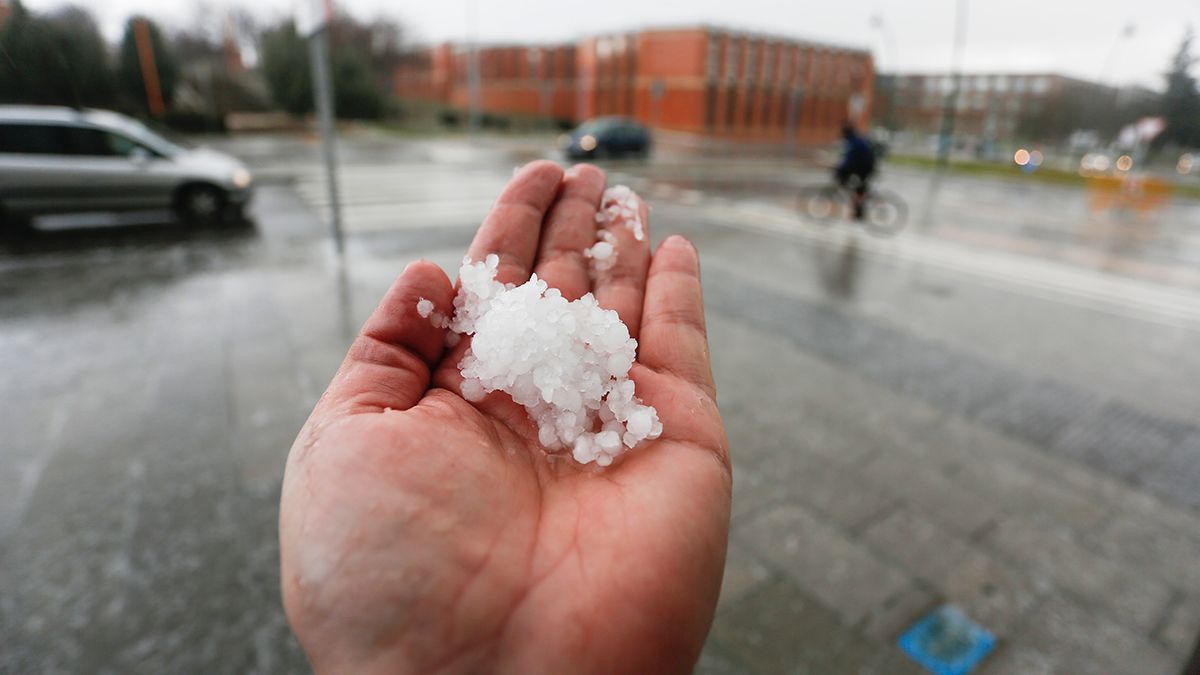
[579,134,597,152]
[1116,155,1133,171]
[232,168,252,189]
[1013,148,1030,166]
[1178,154,1195,175]
[1029,150,1044,167]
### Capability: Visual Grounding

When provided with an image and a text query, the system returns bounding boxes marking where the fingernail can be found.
[663,234,694,251]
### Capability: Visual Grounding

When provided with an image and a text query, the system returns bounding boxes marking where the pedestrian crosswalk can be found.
[274,153,1200,331]
[286,163,509,233]
[687,197,1200,330]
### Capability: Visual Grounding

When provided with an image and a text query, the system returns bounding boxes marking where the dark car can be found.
[560,117,651,160]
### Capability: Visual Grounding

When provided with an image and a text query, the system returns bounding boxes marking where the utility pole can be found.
[936,0,968,168]
[133,18,165,118]
[302,0,345,256]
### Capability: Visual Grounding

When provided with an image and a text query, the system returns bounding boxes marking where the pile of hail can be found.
[583,185,645,274]
[418,185,662,467]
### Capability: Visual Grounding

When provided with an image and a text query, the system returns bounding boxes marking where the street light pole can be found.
[466,0,482,136]
[1098,22,1135,85]
[869,15,900,130]
[936,0,968,168]
[868,15,899,74]
[307,9,345,255]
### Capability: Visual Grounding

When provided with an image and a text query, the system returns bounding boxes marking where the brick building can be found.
[394,26,874,143]
[875,73,1154,143]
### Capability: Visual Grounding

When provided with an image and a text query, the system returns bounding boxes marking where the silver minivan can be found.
[0,106,253,228]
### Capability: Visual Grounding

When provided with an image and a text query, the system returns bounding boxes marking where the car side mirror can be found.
[129,147,151,164]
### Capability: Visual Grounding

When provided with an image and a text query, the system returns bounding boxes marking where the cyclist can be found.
[834,122,877,220]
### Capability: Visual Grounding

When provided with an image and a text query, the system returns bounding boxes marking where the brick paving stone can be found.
[770,452,900,533]
[1136,431,1200,510]
[970,376,1100,449]
[717,540,774,614]
[918,418,1113,531]
[858,581,941,644]
[980,596,1177,675]
[982,518,1174,634]
[940,550,1046,638]
[1052,400,1189,481]
[860,453,998,537]
[863,507,977,584]
[738,503,910,625]
[1155,593,1200,657]
[709,578,922,675]
[1085,511,1200,590]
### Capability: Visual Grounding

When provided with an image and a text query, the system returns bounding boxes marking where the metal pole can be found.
[309,26,345,255]
[936,0,968,168]
[1098,23,1135,85]
[466,0,482,136]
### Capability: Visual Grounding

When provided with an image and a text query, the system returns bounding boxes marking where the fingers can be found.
[592,187,652,339]
[637,236,716,398]
[325,260,456,413]
[532,164,606,300]
[466,160,564,285]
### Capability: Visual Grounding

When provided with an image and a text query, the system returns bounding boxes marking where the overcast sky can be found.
[24,0,1200,91]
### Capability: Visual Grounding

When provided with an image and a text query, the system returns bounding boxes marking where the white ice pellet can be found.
[597,185,646,241]
[444,255,662,466]
[416,298,434,318]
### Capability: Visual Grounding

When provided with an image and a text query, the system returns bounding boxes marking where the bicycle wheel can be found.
[862,190,908,236]
[798,185,844,224]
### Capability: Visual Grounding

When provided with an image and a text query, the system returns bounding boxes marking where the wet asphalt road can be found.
[2,131,1200,673]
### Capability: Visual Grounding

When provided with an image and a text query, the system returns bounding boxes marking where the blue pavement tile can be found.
[897,605,995,675]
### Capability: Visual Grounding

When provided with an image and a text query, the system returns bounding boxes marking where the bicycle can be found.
[797,178,908,237]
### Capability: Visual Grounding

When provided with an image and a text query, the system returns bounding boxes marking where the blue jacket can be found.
[838,134,876,175]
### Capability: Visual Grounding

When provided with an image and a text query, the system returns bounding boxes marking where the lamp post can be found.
[868,15,899,74]
[466,0,482,136]
[869,14,900,130]
[1098,22,1135,85]
[936,0,968,168]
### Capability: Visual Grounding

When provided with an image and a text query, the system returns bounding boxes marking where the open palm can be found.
[280,161,730,674]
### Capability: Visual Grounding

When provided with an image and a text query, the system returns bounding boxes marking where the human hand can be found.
[279,161,730,674]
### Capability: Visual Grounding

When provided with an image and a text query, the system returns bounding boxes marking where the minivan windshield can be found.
[122,120,188,158]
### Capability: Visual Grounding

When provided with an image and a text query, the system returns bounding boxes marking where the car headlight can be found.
[231,168,252,189]
[579,135,597,152]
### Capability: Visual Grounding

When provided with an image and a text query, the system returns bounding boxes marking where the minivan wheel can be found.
[176,185,227,226]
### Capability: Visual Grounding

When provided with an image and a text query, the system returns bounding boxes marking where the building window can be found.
[1032,76,1050,93]
[994,75,1008,92]
[763,43,775,84]
[1013,76,1027,93]
[745,41,757,82]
